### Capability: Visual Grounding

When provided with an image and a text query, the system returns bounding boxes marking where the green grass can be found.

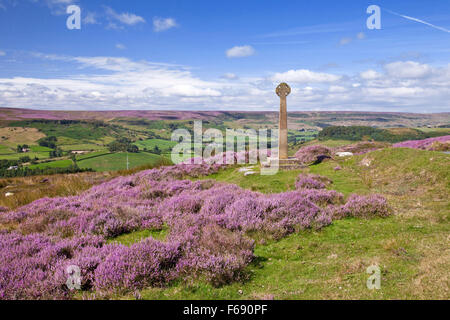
[134,138,177,152]
[77,152,167,172]
[30,145,53,152]
[0,144,11,153]
[107,228,168,246]
[416,127,450,134]
[59,144,107,152]
[202,166,302,194]
[137,215,448,300]
[131,148,448,300]
[28,159,73,169]
[0,151,50,160]
[75,151,111,161]
[0,145,52,160]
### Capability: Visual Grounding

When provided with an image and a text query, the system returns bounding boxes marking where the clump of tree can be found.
[19,156,31,163]
[0,159,20,169]
[151,145,162,155]
[0,165,92,178]
[49,148,63,158]
[38,136,58,149]
[318,126,448,143]
[107,138,139,153]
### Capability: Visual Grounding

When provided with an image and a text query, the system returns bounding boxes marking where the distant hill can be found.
[0,108,449,129]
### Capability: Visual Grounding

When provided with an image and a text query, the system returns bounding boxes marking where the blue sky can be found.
[0,0,449,112]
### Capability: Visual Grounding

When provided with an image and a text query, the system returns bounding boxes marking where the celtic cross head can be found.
[276,83,291,98]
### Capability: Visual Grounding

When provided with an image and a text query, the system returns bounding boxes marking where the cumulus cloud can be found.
[0,55,449,113]
[328,85,347,93]
[105,6,145,26]
[226,46,255,58]
[360,69,381,80]
[0,54,228,110]
[384,61,432,78]
[272,69,341,83]
[153,17,177,32]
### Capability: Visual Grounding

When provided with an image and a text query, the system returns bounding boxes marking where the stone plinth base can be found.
[261,157,305,170]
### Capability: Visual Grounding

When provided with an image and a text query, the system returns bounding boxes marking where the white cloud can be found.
[31,0,77,15]
[363,87,426,98]
[0,51,6,56]
[226,45,255,58]
[384,61,432,78]
[153,17,177,32]
[115,43,126,50]
[272,69,341,83]
[329,85,347,93]
[105,6,145,26]
[83,12,98,25]
[221,73,238,80]
[360,69,381,80]
[0,56,449,113]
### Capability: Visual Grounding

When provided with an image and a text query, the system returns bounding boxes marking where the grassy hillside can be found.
[119,148,448,300]
[0,146,448,299]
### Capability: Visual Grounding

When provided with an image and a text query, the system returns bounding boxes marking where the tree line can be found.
[318,126,446,143]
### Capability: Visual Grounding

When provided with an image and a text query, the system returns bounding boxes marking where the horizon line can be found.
[0,107,449,115]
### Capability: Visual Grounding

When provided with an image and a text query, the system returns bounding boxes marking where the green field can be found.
[134,138,177,151]
[28,159,73,169]
[77,152,167,171]
[0,144,11,153]
[75,151,111,161]
[0,151,50,160]
[0,144,52,160]
[59,144,107,152]
[29,145,53,152]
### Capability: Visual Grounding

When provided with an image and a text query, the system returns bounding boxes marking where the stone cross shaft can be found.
[276,82,291,160]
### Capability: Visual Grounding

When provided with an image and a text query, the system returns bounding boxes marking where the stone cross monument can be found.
[276,82,291,160]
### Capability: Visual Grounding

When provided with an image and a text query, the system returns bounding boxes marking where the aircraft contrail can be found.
[385,9,450,33]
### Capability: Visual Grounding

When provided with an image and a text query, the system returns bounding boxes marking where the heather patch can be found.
[393,135,450,151]
[294,145,333,165]
[333,194,391,219]
[0,162,391,299]
[295,174,332,190]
